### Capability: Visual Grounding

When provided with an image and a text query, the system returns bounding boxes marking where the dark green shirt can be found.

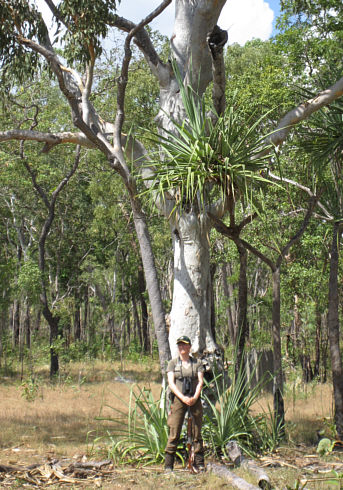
[167,356,204,394]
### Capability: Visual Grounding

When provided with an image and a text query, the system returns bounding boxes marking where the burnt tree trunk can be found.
[328,221,343,438]
[314,307,321,378]
[272,268,285,436]
[235,242,248,380]
[23,299,30,349]
[74,302,81,341]
[12,299,20,347]
[221,262,236,345]
[210,262,217,343]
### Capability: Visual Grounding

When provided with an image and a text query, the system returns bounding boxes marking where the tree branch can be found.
[0,129,95,151]
[276,196,318,268]
[113,0,173,176]
[270,76,343,149]
[111,12,170,86]
[268,171,333,220]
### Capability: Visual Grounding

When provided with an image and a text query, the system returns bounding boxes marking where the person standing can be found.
[164,336,205,472]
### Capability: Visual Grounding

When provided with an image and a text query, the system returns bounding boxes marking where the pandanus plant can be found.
[140,64,274,213]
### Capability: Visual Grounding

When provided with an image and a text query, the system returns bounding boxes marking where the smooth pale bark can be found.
[169,212,217,358]
[328,222,343,439]
[207,463,259,490]
[153,1,226,356]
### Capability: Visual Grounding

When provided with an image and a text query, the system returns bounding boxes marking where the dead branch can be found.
[226,441,272,490]
[207,462,260,489]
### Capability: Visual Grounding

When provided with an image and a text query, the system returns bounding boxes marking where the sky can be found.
[116,0,282,45]
[37,1,281,46]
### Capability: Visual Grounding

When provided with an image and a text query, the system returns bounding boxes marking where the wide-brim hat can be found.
[176,335,191,345]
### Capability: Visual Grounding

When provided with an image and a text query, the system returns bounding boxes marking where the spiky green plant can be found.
[140,66,274,212]
[98,385,183,466]
[202,361,279,457]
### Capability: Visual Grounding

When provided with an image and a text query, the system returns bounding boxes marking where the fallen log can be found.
[226,441,271,490]
[207,463,260,490]
[71,460,112,469]
[241,459,272,490]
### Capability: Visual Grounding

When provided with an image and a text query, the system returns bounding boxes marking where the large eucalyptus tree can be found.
[1,0,343,369]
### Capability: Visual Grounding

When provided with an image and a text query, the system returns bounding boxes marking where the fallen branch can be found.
[242,460,272,490]
[0,462,41,473]
[207,462,260,490]
[226,441,272,489]
[70,460,112,469]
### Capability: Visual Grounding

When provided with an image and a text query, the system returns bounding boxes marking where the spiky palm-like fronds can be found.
[99,386,181,466]
[141,73,274,212]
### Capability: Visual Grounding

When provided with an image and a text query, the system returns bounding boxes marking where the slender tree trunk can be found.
[314,307,321,378]
[74,303,81,341]
[126,309,131,346]
[41,305,60,378]
[129,196,170,372]
[235,242,248,379]
[132,295,142,346]
[34,308,41,333]
[221,262,236,345]
[137,266,150,353]
[322,313,329,383]
[328,222,343,438]
[24,299,30,349]
[83,288,89,343]
[272,268,285,435]
[12,300,20,347]
[210,262,217,343]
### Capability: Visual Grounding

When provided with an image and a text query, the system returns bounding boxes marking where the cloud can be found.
[37,0,274,46]
[117,0,274,45]
[219,0,274,45]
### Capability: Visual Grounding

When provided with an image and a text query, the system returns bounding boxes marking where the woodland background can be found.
[0,2,341,384]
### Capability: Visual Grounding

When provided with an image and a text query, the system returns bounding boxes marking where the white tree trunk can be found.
[169,212,217,357]
[158,0,226,355]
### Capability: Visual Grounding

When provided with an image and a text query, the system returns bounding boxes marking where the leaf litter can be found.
[1,445,343,488]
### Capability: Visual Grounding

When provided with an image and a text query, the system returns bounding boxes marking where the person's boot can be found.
[194,452,205,472]
[164,452,174,473]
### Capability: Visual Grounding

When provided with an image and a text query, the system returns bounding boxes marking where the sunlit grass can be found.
[0,359,162,458]
[0,360,337,489]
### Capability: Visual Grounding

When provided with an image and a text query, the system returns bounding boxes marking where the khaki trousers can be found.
[165,396,204,456]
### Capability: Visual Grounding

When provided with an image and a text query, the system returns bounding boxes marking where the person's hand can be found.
[183,396,197,406]
[182,395,192,406]
[189,396,198,406]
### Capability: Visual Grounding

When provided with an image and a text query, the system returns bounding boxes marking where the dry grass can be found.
[0,359,162,460]
[0,360,340,489]
[252,382,333,444]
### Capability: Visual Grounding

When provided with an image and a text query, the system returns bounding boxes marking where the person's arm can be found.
[168,370,190,404]
[188,370,204,406]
